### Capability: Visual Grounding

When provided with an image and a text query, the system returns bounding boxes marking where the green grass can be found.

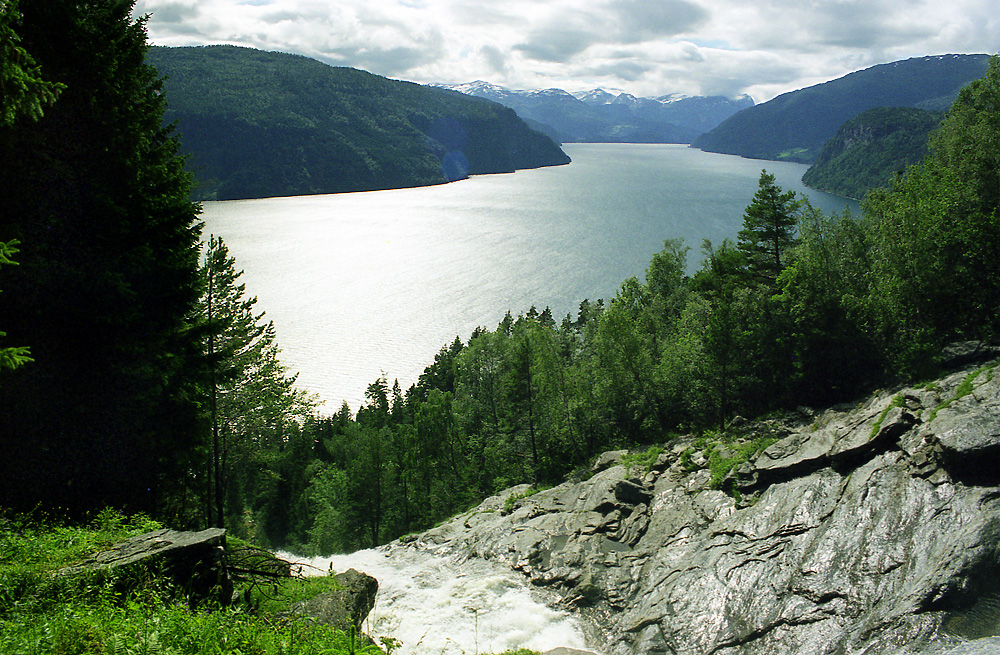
[621,445,665,477]
[869,394,906,439]
[0,509,386,655]
[707,437,779,492]
[928,363,997,423]
[503,484,552,513]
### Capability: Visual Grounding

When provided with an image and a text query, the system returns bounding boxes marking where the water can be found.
[289,547,599,655]
[200,143,858,411]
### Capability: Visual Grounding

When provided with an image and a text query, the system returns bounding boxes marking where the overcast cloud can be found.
[132,0,1000,102]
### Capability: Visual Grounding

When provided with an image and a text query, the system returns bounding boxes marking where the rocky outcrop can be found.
[59,528,231,605]
[405,359,1000,655]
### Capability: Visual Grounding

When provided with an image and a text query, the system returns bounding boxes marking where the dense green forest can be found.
[146,46,570,200]
[692,54,989,163]
[802,107,944,199]
[2,0,1000,561]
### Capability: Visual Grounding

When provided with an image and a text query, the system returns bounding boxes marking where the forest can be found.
[802,106,945,199]
[2,1,1000,559]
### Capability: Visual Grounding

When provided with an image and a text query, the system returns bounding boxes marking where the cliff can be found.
[401,351,1000,655]
[802,107,944,200]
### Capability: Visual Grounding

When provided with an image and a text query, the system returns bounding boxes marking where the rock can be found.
[592,450,628,473]
[291,568,378,632]
[59,527,230,605]
[941,341,999,368]
[401,361,1000,655]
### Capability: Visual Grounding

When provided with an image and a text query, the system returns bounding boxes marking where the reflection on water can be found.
[201,144,858,411]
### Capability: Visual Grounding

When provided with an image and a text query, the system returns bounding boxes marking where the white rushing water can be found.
[286,546,601,655]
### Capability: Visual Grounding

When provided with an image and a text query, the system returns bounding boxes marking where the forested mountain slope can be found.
[692,54,989,163]
[802,106,944,199]
[147,46,570,200]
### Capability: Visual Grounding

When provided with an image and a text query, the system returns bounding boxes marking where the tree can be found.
[199,235,312,529]
[0,0,64,126]
[737,170,801,284]
[0,1,61,372]
[0,240,31,370]
[0,0,204,517]
[862,55,1000,372]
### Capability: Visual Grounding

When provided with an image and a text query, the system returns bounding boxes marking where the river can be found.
[200,143,858,412]
[290,546,600,655]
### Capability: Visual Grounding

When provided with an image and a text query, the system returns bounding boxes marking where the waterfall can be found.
[287,545,601,655]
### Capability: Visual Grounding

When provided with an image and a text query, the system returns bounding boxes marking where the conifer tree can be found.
[0,0,203,516]
[199,236,312,529]
[737,170,801,283]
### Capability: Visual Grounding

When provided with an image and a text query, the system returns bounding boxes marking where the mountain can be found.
[692,54,990,164]
[436,81,754,143]
[146,46,570,201]
[802,107,945,199]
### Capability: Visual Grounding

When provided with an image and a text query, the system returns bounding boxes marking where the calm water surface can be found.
[201,144,858,411]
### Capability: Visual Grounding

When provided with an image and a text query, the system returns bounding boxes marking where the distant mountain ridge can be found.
[692,54,990,164]
[435,81,754,144]
[147,46,570,201]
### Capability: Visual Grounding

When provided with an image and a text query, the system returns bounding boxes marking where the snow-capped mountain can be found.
[434,82,754,143]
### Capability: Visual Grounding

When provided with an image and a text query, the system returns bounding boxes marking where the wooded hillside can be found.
[692,54,988,163]
[147,46,570,200]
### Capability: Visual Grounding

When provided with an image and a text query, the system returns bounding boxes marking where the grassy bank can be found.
[0,509,539,655]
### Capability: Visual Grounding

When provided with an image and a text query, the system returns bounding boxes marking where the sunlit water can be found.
[201,144,858,411]
[286,547,599,655]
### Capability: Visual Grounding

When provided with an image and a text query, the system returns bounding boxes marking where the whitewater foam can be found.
[287,546,600,655]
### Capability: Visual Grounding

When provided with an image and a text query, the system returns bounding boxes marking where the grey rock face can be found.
[409,361,1000,655]
[291,568,379,633]
[59,528,231,605]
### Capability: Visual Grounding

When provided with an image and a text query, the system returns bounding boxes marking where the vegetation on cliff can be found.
[692,54,988,163]
[802,107,944,199]
[147,45,570,200]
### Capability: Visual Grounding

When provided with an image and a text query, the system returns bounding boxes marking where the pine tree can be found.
[0,0,203,516]
[0,0,64,126]
[200,236,312,529]
[737,170,801,283]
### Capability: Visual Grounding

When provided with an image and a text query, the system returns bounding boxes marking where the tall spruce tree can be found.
[0,0,203,516]
[200,236,311,530]
[737,170,801,283]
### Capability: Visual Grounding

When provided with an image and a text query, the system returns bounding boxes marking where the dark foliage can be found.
[0,0,204,517]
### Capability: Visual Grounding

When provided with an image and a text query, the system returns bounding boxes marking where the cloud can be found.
[614,0,708,42]
[133,0,1000,102]
[514,27,602,62]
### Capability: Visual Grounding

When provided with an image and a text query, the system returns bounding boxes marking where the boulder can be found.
[59,527,230,605]
[290,568,378,632]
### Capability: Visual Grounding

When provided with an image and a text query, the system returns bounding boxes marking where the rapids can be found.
[287,545,603,655]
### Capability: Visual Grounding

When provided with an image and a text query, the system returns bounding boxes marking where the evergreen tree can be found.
[737,170,801,283]
[0,240,31,370]
[0,0,64,126]
[0,0,203,516]
[199,236,311,530]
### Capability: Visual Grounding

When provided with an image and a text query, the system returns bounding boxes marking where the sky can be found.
[132,0,999,103]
